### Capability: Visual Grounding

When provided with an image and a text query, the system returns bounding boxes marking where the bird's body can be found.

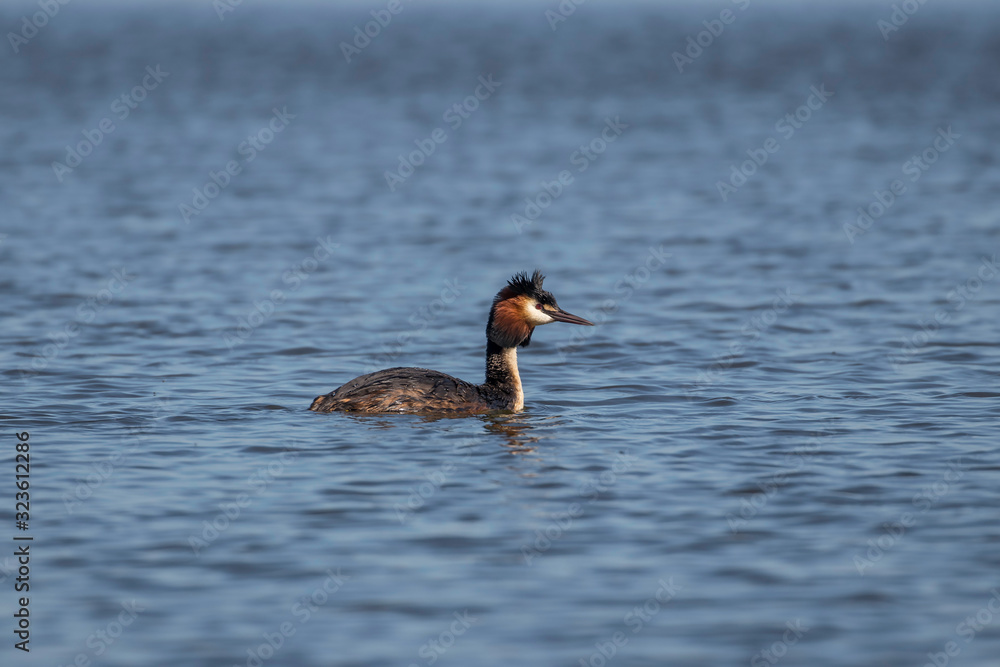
[309,366,496,414]
[309,271,592,415]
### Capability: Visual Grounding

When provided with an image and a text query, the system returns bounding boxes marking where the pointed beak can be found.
[546,307,594,326]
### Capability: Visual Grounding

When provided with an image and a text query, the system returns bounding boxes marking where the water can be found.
[3,1,1000,665]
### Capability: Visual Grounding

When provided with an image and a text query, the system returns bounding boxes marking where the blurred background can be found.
[2,0,1000,665]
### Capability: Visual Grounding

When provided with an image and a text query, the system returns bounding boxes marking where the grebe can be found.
[309,270,593,414]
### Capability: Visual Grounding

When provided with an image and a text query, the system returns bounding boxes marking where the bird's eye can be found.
[535,303,544,310]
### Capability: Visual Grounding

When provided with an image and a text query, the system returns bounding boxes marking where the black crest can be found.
[503,270,556,307]
[506,270,545,297]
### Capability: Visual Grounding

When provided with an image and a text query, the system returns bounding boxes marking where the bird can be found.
[309,270,594,414]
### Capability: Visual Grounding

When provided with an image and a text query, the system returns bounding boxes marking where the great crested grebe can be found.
[309,270,593,414]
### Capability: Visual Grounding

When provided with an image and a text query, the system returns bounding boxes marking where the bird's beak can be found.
[546,307,594,326]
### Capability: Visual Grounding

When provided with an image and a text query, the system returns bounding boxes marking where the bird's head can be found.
[486,270,594,348]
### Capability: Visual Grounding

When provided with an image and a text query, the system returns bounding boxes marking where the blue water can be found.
[2,1,1000,665]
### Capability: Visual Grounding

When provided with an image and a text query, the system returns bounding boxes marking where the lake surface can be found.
[2,1,1000,665]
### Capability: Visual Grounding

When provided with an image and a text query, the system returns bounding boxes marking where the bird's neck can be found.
[483,340,524,411]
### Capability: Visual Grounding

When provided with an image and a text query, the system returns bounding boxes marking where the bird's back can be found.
[309,367,493,414]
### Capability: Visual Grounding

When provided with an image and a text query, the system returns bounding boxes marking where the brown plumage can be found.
[489,294,533,348]
[309,367,492,414]
[309,270,594,415]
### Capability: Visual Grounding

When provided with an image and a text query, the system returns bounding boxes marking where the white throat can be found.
[503,347,524,411]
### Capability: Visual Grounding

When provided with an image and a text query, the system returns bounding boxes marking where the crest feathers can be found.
[506,270,545,296]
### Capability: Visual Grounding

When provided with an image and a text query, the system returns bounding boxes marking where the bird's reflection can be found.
[479,413,541,454]
[335,410,546,455]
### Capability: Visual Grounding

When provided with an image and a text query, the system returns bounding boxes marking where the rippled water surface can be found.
[3,1,1000,665]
